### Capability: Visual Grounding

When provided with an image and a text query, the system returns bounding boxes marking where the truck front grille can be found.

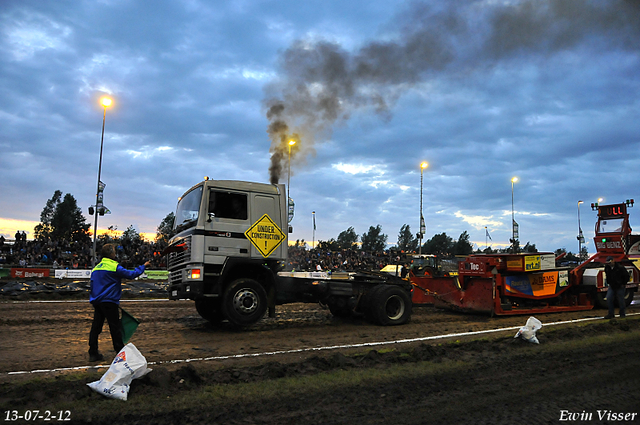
[169,269,183,286]
[168,235,192,269]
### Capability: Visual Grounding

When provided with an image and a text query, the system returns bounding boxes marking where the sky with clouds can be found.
[1,0,639,254]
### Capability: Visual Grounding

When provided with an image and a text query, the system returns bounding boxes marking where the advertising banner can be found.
[524,255,541,271]
[540,254,556,270]
[140,270,169,280]
[54,269,92,279]
[11,268,50,278]
[505,271,569,296]
[507,258,523,270]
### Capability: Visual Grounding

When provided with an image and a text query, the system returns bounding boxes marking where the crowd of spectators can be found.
[0,232,164,270]
[1,233,399,272]
[286,245,400,273]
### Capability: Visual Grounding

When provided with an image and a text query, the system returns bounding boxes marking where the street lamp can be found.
[511,176,518,253]
[419,161,428,255]
[287,140,296,202]
[92,96,112,266]
[577,200,584,261]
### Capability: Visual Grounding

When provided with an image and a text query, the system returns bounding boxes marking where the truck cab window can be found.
[209,191,248,220]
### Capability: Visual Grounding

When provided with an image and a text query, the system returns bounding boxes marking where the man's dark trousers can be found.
[89,302,124,354]
[607,286,626,318]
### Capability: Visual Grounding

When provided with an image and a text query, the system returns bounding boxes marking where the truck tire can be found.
[368,285,412,326]
[221,278,267,326]
[624,289,635,307]
[195,297,224,324]
[595,291,608,309]
[362,285,384,322]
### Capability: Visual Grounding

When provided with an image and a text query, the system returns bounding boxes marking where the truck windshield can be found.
[174,186,203,232]
[598,218,623,234]
[412,256,437,268]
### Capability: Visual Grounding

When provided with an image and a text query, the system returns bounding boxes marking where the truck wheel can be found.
[195,297,224,324]
[596,289,635,308]
[624,289,635,307]
[221,278,267,326]
[595,291,608,309]
[368,285,412,326]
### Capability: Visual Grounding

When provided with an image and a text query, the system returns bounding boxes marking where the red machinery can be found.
[411,200,639,315]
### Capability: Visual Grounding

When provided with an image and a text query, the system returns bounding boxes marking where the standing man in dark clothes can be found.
[603,256,629,319]
[88,243,150,362]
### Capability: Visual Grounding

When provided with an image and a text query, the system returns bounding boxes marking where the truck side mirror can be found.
[207,212,215,223]
[289,226,293,233]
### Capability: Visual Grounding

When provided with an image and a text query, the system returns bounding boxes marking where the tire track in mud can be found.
[1,298,638,376]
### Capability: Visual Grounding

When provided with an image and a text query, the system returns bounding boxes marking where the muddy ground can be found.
[1,281,639,424]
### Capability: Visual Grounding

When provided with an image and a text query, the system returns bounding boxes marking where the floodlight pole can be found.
[419,162,428,255]
[577,200,584,261]
[92,99,110,266]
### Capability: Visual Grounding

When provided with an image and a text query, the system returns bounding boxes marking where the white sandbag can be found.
[514,316,542,344]
[87,343,151,401]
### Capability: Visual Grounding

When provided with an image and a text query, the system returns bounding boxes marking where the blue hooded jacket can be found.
[90,257,146,304]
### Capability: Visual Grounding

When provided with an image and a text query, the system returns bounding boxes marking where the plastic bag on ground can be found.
[87,343,152,401]
[514,316,542,344]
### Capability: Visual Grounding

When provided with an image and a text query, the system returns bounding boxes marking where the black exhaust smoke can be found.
[264,0,640,183]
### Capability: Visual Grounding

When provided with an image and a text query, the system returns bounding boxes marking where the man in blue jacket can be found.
[88,243,150,362]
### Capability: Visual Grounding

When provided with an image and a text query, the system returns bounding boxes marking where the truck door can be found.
[204,190,250,261]
[250,194,286,259]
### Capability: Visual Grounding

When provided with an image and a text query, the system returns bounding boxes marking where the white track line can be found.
[4,313,637,376]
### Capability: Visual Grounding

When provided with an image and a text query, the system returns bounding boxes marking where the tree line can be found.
[33,190,176,248]
[299,224,475,257]
[27,190,584,263]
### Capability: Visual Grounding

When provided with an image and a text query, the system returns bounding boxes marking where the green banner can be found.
[0,268,9,278]
[142,270,169,280]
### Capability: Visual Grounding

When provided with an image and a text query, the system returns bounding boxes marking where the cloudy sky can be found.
[1,0,639,254]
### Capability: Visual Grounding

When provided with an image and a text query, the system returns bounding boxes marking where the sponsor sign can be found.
[595,238,623,251]
[505,271,564,296]
[11,268,50,278]
[507,258,523,270]
[54,269,92,279]
[558,270,569,287]
[459,260,486,275]
[524,255,541,271]
[540,254,556,270]
[245,214,286,258]
[507,255,555,272]
[141,270,168,280]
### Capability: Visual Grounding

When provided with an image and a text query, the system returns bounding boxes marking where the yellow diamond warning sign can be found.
[245,214,286,258]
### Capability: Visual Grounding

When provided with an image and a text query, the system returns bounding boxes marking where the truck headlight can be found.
[189,268,201,280]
